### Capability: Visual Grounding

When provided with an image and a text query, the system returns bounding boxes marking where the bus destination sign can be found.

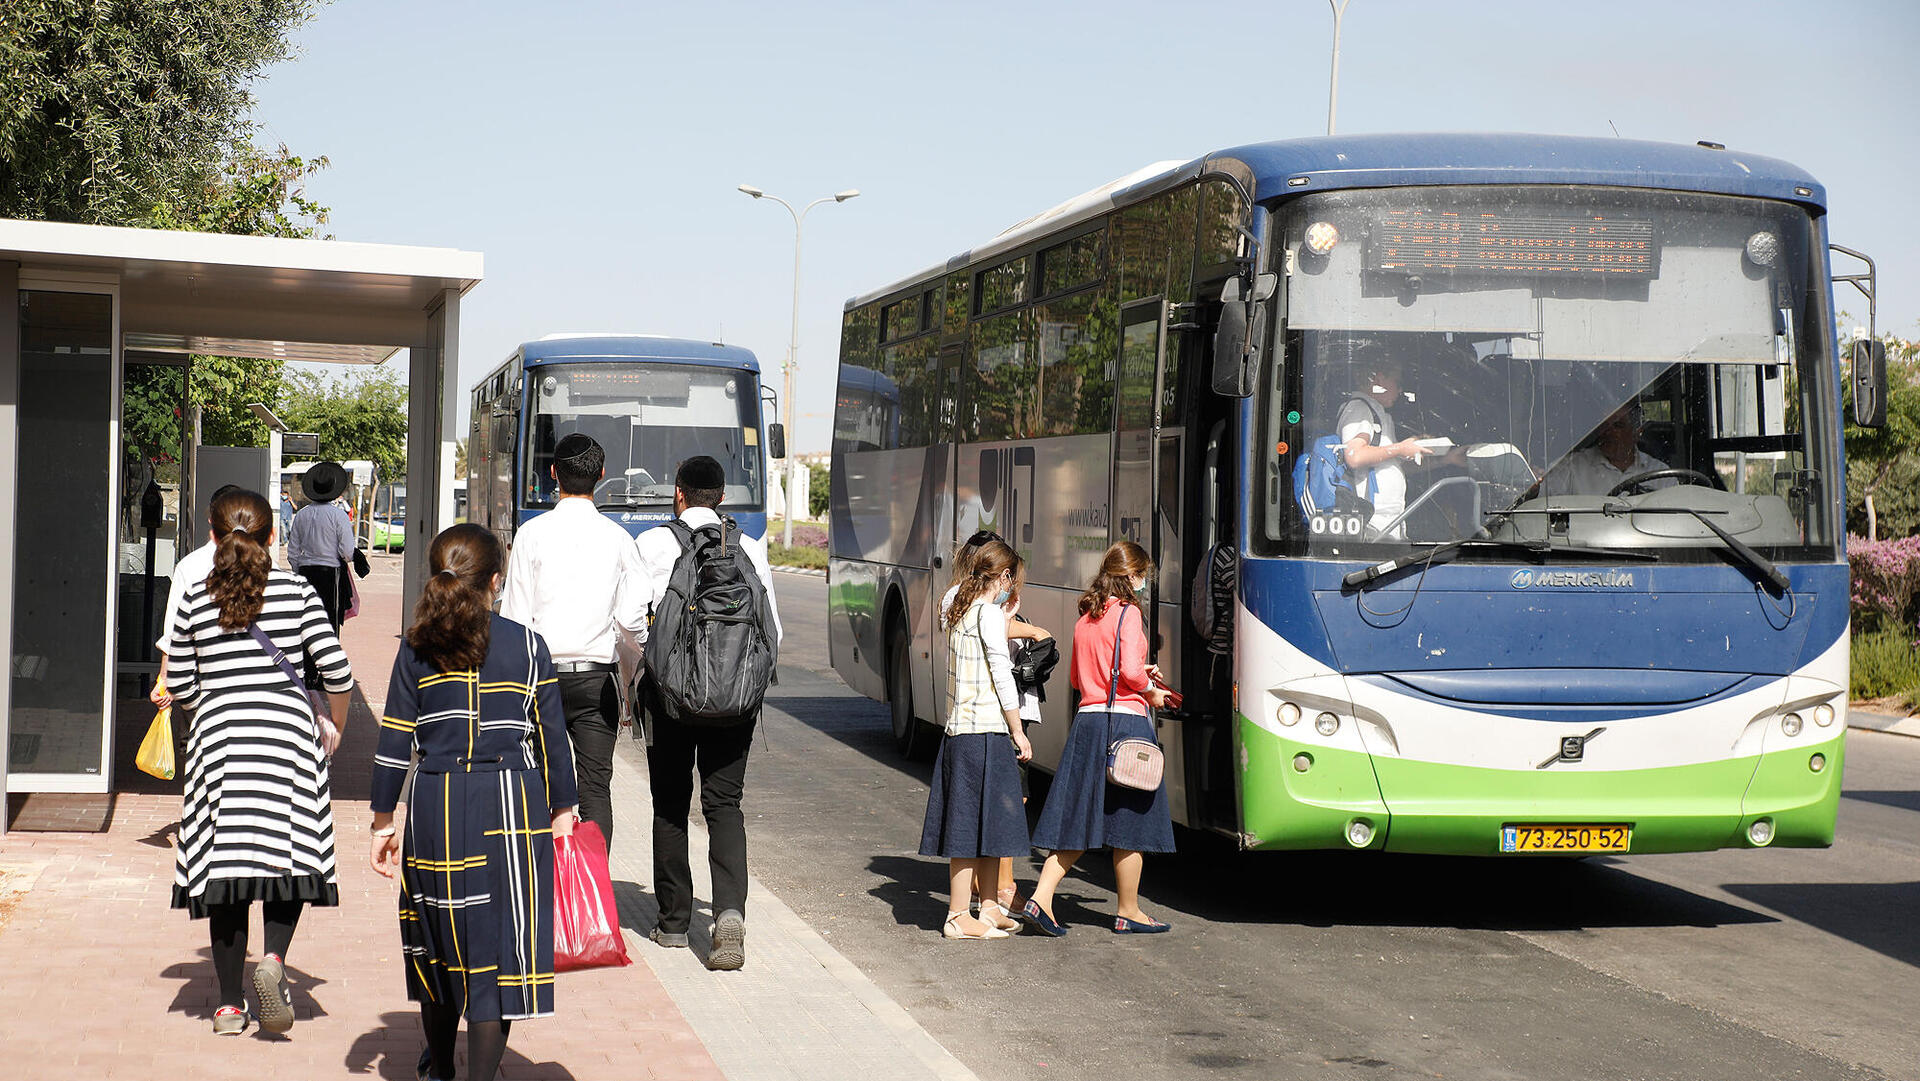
[1370,209,1657,276]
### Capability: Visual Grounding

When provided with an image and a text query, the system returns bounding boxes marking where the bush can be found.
[1848,533,1920,634]
[1849,626,1920,706]
[808,462,830,520]
[768,541,827,570]
[767,520,827,550]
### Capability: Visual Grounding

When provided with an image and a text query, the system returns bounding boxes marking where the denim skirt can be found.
[919,732,1032,859]
[1031,709,1175,854]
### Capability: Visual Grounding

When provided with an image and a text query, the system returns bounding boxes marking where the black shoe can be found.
[708,909,746,971]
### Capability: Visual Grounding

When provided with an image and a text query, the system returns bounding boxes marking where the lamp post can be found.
[738,183,859,549]
[1327,0,1352,135]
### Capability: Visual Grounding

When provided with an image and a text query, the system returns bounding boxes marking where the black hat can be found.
[302,461,350,503]
[674,455,726,491]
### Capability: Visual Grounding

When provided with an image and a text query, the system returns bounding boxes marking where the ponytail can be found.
[1078,540,1153,619]
[206,489,274,629]
[407,524,503,672]
[945,540,1021,629]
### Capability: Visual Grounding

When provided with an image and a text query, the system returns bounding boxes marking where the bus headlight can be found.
[1276,702,1301,727]
[1346,819,1375,848]
[1809,752,1827,773]
[1304,221,1340,256]
[1314,712,1341,737]
[1781,713,1803,737]
[1813,704,1835,727]
[1747,818,1775,846]
[1292,753,1313,773]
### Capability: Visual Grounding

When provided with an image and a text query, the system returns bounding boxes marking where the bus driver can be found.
[1539,402,1675,497]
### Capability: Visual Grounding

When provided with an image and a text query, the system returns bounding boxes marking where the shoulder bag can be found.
[245,623,342,756]
[1101,604,1164,792]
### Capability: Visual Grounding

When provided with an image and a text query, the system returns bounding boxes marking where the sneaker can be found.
[212,1005,247,1036]
[253,953,294,1033]
[649,926,689,949]
[707,909,746,971]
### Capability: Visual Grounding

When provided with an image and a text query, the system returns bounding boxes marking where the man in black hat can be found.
[633,454,781,971]
[287,461,356,629]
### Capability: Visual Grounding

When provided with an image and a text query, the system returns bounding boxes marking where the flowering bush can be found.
[1848,533,1920,634]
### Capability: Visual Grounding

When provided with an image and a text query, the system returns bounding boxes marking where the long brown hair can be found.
[948,529,1003,589]
[1078,540,1153,619]
[206,489,274,630]
[944,540,1022,631]
[406,523,503,672]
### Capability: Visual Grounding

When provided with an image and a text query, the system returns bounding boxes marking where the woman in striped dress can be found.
[165,488,354,1036]
[370,524,579,1081]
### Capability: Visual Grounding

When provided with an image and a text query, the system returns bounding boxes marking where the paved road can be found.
[664,572,1919,1081]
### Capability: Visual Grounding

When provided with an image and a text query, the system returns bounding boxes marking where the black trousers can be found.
[557,671,620,847]
[296,562,346,628]
[647,710,756,935]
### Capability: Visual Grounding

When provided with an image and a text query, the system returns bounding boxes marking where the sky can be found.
[249,0,1920,454]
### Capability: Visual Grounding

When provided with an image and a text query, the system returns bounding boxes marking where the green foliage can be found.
[192,353,287,447]
[280,367,409,484]
[808,462,829,519]
[0,1,319,226]
[1843,328,1920,539]
[149,144,331,238]
[1849,627,1920,707]
[767,542,827,570]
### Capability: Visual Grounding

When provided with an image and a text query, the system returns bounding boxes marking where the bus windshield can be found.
[524,361,765,510]
[1262,185,1837,562]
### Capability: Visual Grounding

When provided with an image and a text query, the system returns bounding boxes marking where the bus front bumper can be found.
[1235,714,1843,856]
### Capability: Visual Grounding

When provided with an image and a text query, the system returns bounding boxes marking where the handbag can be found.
[245,622,342,755]
[136,701,176,781]
[1101,604,1165,792]
[553,822,631,971]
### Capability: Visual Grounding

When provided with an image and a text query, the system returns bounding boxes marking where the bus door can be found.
[923,339,966,727]
[1112,298,1191,819]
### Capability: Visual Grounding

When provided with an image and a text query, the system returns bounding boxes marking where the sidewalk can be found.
[0,554,975,1081]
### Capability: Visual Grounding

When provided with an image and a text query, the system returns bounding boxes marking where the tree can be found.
[0,1,320,227]
[1844,330,1920,540]
[280,367,409,485]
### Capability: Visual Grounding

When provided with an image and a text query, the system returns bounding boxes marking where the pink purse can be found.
[1100,605,1164,792]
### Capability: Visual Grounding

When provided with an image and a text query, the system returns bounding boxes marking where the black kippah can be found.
[554,433,600,465]
[675,455,726,491]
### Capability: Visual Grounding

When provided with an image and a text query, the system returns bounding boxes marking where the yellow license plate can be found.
[1500,824,1631,853]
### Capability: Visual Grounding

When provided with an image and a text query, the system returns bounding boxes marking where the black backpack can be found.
[645,517,778,724]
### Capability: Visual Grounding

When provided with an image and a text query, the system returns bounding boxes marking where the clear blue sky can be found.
[251,0,1920,454]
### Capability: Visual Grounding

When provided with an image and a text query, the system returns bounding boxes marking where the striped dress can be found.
[371,614,578,1022]
[164,570,353,917]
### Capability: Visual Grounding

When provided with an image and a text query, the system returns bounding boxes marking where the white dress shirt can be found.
[633,507,782,647]
[287,502,355,570]
[156,540,217,655]
[499,496,648,664]
[1541,447,1674,497]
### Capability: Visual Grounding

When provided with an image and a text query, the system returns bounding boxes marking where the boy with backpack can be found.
[634,455,782,971]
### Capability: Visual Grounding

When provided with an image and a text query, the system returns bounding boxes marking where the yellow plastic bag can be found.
[136,704,176,781]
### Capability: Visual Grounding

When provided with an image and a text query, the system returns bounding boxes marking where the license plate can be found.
[1500,824,1631,853]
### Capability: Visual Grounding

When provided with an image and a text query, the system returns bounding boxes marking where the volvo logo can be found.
[1537,727,1607,769]
[1510,569,1637,589]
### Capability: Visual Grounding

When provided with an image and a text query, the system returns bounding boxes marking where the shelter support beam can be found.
[0,261,17,827]
[401,289,459,622]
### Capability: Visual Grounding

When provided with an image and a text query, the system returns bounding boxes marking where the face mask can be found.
[1131,577,1147,594]
[993,589,1011,607]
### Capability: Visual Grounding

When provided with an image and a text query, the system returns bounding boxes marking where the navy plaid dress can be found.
[371,615,578,1022]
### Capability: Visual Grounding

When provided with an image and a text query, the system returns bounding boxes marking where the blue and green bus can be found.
[827,134,1876,855]
[469,335,780,547]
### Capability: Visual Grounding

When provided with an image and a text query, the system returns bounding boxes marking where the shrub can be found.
[768,520,827,550]
[809,462,830,519]
[1848,533,1920,634]
[1849,626,1920,707]
[768,541,827,570]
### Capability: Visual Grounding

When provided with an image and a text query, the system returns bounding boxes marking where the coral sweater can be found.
[1069,600,1151,716]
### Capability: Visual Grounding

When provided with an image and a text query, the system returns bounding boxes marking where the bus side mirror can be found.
[1211,274,1272,399]
[767,423,787,461]
[1851,338,1887,428]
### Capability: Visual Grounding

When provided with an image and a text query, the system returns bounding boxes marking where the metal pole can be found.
[1328,0,1352,136]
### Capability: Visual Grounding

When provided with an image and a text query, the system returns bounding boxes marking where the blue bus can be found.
[828,134,1879,855]
[469,335,781,546]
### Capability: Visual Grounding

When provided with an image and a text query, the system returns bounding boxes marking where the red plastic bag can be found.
[553,821,631,972]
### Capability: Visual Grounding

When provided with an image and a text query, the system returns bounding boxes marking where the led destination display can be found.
[1370,208,1658,276]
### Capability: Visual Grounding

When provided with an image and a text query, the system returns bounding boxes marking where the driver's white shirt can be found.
[500,495,648,664]
[1541,447,1674,497]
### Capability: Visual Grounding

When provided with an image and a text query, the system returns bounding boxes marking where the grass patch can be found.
[768,542,827,570]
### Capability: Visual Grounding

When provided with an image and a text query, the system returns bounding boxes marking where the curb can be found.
[1848,708,1920,739]
[772,565,826,577]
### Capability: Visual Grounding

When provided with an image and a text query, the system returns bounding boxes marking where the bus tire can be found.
[888,624,934,760]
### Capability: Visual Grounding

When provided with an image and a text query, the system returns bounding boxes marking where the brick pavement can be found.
[0,554,722,1081]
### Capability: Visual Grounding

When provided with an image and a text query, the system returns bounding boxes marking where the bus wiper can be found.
[1342,536,1657,590]
[1677,507,1790,594]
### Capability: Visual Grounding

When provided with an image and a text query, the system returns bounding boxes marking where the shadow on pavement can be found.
[344,1009,576,1080]
[1843,788,1920,813]
[1721,880,1920,968]
[161,947,330,1028]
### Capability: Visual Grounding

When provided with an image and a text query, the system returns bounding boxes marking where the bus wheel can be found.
[888,627,933,760]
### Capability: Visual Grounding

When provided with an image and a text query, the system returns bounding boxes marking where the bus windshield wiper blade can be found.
[1343,537,1544,589]
[1679,508,1790,593]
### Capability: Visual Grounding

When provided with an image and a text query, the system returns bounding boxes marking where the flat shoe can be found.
[252,955,293,1033]
[1112,915,1172,934]
[977,900,1020,932]
[708,909,747,970]
[649,926,690,949]
[1021,899,1068,937]
[212,1006,247,1036]
[943,911,1009,940]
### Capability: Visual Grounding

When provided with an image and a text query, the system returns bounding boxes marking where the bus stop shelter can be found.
[0,218,482,820]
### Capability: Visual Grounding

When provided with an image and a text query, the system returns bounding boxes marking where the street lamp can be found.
[738,183,859,549]
[1327,0,1353,135]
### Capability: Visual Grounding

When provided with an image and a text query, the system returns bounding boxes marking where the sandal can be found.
[943,911,1009,940]
[977,900,1020,932]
